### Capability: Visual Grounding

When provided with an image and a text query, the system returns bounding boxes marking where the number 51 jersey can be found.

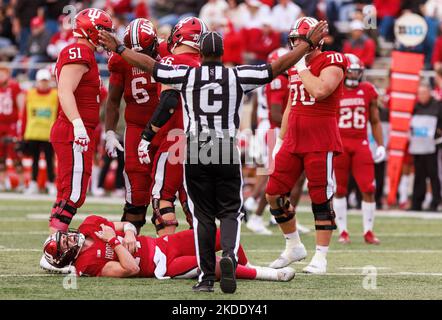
[285,51,347,154]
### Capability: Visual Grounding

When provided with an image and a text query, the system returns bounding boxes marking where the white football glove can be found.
[105,130,124,158]
[374,145,386,163]
[295,55,308,73]
[272,137,283,159]
[72,118,90,153]
[138,138,151,164]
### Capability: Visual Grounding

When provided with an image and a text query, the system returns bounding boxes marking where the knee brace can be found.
[181,201,193,229]
[151,198,178,232]
[49,200,77,231]
[269,195,295,224]
[312,199,337,231]
[121,202,148,230]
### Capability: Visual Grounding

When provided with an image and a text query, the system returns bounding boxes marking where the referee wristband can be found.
[108,237,121,249]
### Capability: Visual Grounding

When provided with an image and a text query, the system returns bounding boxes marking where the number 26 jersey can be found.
[285,51,347,154]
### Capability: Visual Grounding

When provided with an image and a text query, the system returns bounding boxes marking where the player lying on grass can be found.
[43,215,295,282]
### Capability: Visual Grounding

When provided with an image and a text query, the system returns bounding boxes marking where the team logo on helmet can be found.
[124,18,158,57]
[167,17,208,53]
[288,17,323,50]
[43,230,85,268]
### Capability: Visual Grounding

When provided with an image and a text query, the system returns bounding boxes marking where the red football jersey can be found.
[74,215,156,277]
[266,74,289,129]
[338,81,378,140]
[285,51,347,153]
[55,43,101,128]
[156,52,201,142]
[108,53,160,127]
[0,80,21,126]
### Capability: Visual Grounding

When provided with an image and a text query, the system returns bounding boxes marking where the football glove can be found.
[138,138,151,164]
[105,130,124,158]
[72,118,90,153]
[374,145,386,163]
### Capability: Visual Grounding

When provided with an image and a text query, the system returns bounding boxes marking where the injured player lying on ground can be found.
[41,215,295,282]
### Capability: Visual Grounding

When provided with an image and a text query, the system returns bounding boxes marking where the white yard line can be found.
[0,192,123,204]
[0,274,56,277]
[246,249,442,253]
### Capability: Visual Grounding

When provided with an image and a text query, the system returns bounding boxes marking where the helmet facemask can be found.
[345,68,363,88]
[44,230,85,268]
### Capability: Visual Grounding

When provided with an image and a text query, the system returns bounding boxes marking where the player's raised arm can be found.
[271,21,328,77]
[99,30,157,74]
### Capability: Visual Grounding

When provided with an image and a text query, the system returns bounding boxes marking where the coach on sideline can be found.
[99,22,328,293]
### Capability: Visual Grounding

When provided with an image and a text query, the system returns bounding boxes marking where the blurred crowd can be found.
[1,0,442,211]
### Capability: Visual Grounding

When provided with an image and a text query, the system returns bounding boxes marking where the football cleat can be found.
[296,222,311,235]
[338,230,351,244]
[220,256,237,294]
[303,256,327,274]
[40,255,76,274]
[276,267,296,281]
[269,243,307,269]
[246,215,273,235]
[364,231,380,245]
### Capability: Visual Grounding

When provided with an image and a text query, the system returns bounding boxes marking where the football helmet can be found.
[124,18,158,57]
[288,17,323,50]
[43,230,85,268]
[72,8,114,52]
[267,47,289,64]
[167,17,208,53]
[344,53,364,87]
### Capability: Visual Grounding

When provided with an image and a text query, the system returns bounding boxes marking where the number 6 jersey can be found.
[285,51,347,153]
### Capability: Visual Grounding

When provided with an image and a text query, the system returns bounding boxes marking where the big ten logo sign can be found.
[394,13,428,47]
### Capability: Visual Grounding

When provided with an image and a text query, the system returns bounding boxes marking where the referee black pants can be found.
[412,153,441,210]
[184,143,244,282]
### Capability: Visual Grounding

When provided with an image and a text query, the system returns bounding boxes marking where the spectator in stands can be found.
[199,0,228,29]
[343,19,376,68]
[374,0,401,42]
[271,0,302,45]
[225,0,243,29]
[220,19,244,66]
[154,0,205,27]
[22,68,58,195]
[12,16,51,80]
[134,0,150,19]
[244,18,280,64]
[12,0,44,55]
[46,16,74,61]
[409,83,442,211]
[237,0,271,29]
[295,0,319,18]
[105,0,133,17]
[0,4,17,60]
[43,0,70,36]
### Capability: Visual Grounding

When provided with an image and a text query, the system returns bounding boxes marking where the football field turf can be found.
[1,195,442,300]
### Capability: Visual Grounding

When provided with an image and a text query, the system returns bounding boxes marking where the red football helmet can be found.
[344,53,364,87]
[167,17,208,53]
[43,230,85,268]
[288,17,322,50]
[124,18,158,57]
[267,47,289,64]
[72,8,114,51]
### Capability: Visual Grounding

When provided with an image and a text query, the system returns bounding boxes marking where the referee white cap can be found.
[200,31,224,57]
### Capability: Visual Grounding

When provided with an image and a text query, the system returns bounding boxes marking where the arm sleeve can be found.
[234,63,274,94]
[152,62,189,90]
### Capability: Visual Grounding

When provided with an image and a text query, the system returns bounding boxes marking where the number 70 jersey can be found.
[108,53,160,127]
[289,51,347,117]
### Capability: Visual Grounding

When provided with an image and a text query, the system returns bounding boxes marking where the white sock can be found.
[91,165,100,192]
[313,245,329,260]
[255,266,278,281]
[284,230,301,248]
[362,201,376,234]
[333,197,347,233]
[398,175,410,204]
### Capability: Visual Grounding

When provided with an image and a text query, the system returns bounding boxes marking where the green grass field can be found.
[1,195,442,300]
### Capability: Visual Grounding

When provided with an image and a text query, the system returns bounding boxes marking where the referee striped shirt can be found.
[152,61,273,140]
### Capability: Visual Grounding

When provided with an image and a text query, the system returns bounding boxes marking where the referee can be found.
[99,22,328,293]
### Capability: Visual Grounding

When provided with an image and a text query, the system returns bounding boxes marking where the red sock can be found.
[237,244,248,265]
[235,264,257,280]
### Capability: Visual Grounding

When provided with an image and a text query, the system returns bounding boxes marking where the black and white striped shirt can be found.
[152,61,273,140]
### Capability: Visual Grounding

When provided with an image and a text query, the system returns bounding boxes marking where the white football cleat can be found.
[40,255,75,274]
[46,182,57,196]
[276,267,296,281]
[246,214,273,235]
[303,257,327,274]
[244,197,258,212]
[269,243,307,269]
[268,216,277,226]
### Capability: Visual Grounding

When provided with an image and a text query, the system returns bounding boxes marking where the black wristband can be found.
[304,37,315,49]
[141,125,156,142]
[116,44,126,55]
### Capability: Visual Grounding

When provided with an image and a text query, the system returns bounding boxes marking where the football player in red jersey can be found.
[43,214,296,283]
[0,65,24,191]
[48,8,114,235]
[265,17,347,274]
[105,18,161,233]
[333,53,385,245]
[135,17,206,236]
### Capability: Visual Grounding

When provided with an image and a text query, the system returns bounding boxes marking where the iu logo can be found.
[87,8,102,23]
